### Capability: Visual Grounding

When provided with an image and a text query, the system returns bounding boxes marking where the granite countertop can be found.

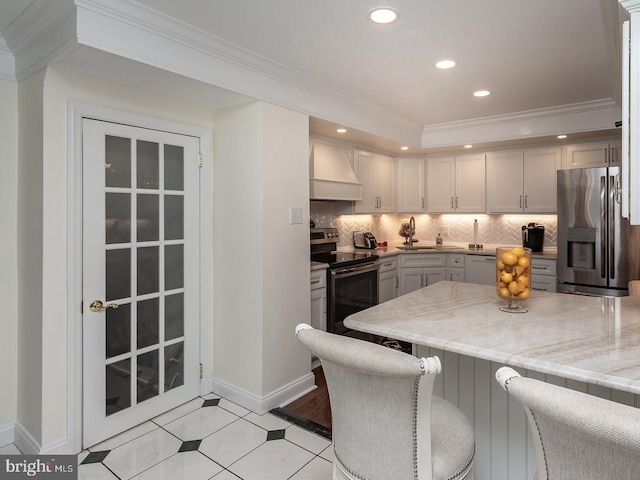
[340,243,558,260]
[344,281,640,394]
[311,261,329,271]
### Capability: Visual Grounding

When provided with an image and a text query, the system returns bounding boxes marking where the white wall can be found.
[212,102,312,405]
[0,78,19,441]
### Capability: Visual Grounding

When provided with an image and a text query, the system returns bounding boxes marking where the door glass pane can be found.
[137,298,159,349]
[137,350,159,403]
[106,359,131,416]
[165,244,184,290]
[165,144,184,191]
[105,135,131,188]
[137,194,159,242]
[106,304,131,358]
[106,193,131,244]
[165,293,184,340]
[137,140,159,189]
[106,249,131,301]
[165,342,184,392]
[164,196,184,240]
[137,246,159,295]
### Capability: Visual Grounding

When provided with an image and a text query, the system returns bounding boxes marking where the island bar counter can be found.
[343,281,640,480]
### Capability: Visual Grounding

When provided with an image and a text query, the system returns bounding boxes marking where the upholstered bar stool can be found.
[496,366,640,480]
[295,324,475,480]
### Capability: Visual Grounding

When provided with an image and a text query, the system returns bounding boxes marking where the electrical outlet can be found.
[289,207,303,225]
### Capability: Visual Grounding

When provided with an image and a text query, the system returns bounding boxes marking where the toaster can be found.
[354,231,378,249]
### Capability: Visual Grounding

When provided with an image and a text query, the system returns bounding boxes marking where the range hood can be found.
[309,141,362,201]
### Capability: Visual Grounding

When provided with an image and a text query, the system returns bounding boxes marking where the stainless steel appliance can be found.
[522,223,545,252]
[310,228,409,351]
[353,231,378,249]
[557,167,640,296]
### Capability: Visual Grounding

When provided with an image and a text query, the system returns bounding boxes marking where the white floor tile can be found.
[289,456,333,480]
[131,451,223,480]
[199,418,266,467]
[103,428,182,479]
[210,470,242,479]
[77,462,120,480]
[89,421,158,451]
[227,439,315,480]
[285,425,331,455]
[243,412,291,431]
[217,398,250,417]
[0,444,21,455]
[152,398,204,426]
[319,445,333,463]
[163,406,238,440]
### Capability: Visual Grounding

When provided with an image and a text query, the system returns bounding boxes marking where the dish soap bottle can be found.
[436,233,443,246]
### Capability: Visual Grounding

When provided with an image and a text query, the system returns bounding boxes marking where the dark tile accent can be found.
[270,408,332,440]
[178,439,202,452]
[266,429,286,441]
[81,450,110,464]
[202,398,220,407]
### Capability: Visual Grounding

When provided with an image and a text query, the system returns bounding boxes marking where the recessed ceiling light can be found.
[473,90,491,97]
[401,146,409,151]
[368,7,398,24]
[557,134,567,139]
[337,128,347,133]
[464,144,473,149]
[435,59,457,70]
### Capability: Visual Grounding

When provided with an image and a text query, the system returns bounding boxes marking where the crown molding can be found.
[620,0,640,13]
[0,42,15,81]
[422,99,621,148]
[71,0,423,146]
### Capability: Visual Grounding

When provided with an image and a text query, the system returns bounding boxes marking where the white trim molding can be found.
[422,99,621,149]
[211,374,316,415]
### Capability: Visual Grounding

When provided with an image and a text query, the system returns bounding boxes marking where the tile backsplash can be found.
[310,201,557,249]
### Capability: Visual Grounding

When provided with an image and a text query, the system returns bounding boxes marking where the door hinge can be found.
[199,363,203,379]
[198,154,203,168]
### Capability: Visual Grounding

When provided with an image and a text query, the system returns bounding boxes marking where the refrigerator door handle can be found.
[600,176,607,279]
[609,175,616,280]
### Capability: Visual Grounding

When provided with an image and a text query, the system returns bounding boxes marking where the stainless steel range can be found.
[310,228,410,352]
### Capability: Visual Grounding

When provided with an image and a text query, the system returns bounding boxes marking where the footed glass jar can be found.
[496,246,532,313]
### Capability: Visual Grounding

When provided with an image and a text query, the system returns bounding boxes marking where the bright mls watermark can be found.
[1,456,77,479]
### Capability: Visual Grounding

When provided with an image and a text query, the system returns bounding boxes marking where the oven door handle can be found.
[331,263,379,277]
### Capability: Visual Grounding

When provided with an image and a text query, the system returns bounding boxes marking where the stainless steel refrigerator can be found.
[557,167,640,296]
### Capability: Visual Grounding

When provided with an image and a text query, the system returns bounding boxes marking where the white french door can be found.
[82,119,201,447]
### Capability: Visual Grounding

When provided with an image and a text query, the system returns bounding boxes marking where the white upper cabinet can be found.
[354,150,396,213]
[561,141,621,169]
[427,154,485,213]
[396,157,425,213]
[487,147,560,213]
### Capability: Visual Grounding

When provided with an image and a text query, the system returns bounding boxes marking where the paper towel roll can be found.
[473,219,478,245]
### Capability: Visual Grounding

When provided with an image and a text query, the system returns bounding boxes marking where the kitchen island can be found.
[344,281,640,480]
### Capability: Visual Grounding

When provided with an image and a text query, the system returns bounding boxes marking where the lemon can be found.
[501,252,518,266]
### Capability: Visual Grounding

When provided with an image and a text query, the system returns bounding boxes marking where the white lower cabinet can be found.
[398,254,447,296]
[378,256,398,303]
[310,268,327,331]
[447,254,465,282]
[531,258,557,292]
[465,254,496,286]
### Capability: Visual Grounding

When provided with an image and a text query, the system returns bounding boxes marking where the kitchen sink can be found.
[396,245,437,251]
[396,245,466,251]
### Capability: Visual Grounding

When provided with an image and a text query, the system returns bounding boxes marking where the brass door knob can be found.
[89,300,119,312]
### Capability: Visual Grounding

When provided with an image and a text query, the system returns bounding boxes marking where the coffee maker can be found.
[522,223,545,252]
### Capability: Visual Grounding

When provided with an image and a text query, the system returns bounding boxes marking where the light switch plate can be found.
[289,207,303,225]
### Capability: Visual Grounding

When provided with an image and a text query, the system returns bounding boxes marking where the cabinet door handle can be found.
[451,197,454,209]
[424,273,428,285]
[420,273,424,287]
[421,197,424,209]
[455,196,459,208]
[394,275,398,288]
[520,195,523,208]
[524,195,528,209]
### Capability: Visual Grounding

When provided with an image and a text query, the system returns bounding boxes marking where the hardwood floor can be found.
[271,366,332,439]
[284,366,332,429]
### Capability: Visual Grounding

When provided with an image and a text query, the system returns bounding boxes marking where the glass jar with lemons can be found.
[496,246,532,313]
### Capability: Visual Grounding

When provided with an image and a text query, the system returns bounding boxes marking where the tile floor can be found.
[1,393,334,480]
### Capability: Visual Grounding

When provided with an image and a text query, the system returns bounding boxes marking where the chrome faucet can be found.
[408,216,416,245]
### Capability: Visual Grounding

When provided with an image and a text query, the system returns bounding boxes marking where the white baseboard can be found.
[0,423,15,447]
[211,373,315,415]
[13,422,39,455]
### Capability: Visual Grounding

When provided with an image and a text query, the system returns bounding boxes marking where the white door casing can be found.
[82,118,201,447]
